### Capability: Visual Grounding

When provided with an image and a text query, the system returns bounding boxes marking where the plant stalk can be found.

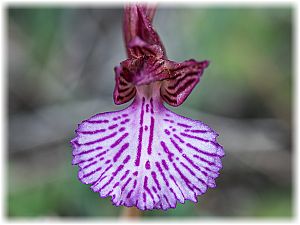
[121,207,142,218]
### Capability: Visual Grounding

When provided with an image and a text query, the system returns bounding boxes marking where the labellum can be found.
[71,4,224,211]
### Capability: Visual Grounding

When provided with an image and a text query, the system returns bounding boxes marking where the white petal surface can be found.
[71,97,224,210]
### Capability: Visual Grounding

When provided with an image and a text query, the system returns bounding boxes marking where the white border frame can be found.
[1,0,298,224]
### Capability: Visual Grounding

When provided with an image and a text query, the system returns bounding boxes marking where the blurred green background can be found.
[8,6,292,218]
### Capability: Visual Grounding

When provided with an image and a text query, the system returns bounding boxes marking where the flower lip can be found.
[71,95,224,210]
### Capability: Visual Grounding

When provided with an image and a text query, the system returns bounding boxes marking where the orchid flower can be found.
[71,4,224,211]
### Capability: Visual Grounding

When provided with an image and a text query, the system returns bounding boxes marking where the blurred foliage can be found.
[8,6,292,218]
[158,8,292,121]
[9,8,62,65]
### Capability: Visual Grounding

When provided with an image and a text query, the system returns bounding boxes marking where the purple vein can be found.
[186,143,217,157]
[151,171,161,190]
[147,116,155,155]
[135,97,145,166]
[110,133,129,148]
[160,141,174,162]
[180,132,209,143]
[78,129,106,135]
[75,146,103,156]
[85,119,109,124]
[180,161,206,186]
[82,132,117,146]
[170,138,183,153]
[155,161,169,187]
[113,143,129,162]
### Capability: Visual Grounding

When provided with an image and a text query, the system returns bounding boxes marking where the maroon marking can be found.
[149,59,164,73]
[118,86,136,99]
[105,160,111,164]
[146,104,149,113]
[162,94,177,105]
[169,63,189,72]
[110,133,129,148]
[145,125,148,131]
[172,78,198,97]
[168,74,199,92]
[122,114,128,117]
[147,116,155,155]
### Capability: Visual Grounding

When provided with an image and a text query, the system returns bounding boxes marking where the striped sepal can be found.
[161,60,209,106]
[113,65,136,105]
[71,96,224,210]
[124,4,166,59]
